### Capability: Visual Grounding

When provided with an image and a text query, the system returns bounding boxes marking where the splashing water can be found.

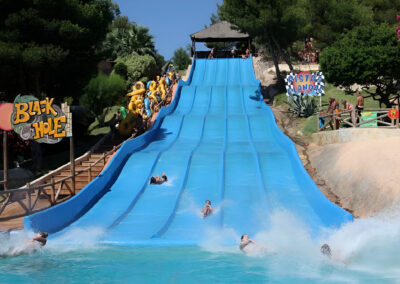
[3,208,400,282]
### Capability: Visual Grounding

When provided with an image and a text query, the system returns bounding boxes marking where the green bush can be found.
[113,62,128,78]
[116,53,158,87]
[172,47,191,71]
[80,72,126,126]
[285,94,318,118]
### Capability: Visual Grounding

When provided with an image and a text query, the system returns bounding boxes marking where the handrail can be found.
[318,106,399,131]
[0,81,179,222]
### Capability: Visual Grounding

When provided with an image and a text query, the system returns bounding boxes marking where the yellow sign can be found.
[11,95,69,143]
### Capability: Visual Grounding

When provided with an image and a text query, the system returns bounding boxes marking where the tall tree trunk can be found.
[271,33,294,71]
[266,33,283,89]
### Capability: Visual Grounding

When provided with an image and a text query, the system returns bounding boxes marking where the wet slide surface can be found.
[25,58,352,245]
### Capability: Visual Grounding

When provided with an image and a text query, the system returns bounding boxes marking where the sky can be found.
[114,0,223,60]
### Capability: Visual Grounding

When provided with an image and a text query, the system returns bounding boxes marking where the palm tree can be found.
[101,17,156,60]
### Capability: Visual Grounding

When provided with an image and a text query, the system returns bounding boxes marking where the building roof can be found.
[190,21,250,42]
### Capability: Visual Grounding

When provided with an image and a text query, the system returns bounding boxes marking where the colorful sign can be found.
[388,108,399,119]
[285,71,325,97]
[360,112,377,127]
[11,95,70,143]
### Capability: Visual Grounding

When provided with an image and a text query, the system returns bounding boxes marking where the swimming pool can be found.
[3,208,400,283]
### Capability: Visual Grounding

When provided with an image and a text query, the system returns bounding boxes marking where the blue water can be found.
[3,209,400,283]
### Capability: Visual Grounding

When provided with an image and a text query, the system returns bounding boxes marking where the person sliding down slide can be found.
[149,173,168,184]
[1,232,48,258]
[201,200,213,218]
[239,234,268,255]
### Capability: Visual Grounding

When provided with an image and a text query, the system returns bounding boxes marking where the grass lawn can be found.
[273,83,382,137]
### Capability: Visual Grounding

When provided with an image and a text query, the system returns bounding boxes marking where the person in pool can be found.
[1,232,48,258]
[201,200,213,218]
[320,243,347,264]
[320,243,332,258]
[150,173,168,184]
[239,234,261,253]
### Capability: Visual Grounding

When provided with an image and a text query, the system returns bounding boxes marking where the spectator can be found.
[208,48,214,59]
[341,99,355,125]
[356,90,364,119]
[326,97,340,129]
[230,48,236,58]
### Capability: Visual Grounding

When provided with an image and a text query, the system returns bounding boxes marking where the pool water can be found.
[2,209,400,283]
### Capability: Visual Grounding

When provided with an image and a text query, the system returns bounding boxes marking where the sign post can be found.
[62,103,74,194]
[2,130,7,191]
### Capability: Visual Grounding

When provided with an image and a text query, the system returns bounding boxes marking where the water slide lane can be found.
[104,86,212,244]
[160,87,226,242]
[50,85,197,237]
[25,57,352,243]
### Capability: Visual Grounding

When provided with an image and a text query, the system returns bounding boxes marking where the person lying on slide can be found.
[1,232,48,258]
[150,173,168,184]
[201,200,213,218]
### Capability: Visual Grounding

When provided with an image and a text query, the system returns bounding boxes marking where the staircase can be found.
[43,153,107,196]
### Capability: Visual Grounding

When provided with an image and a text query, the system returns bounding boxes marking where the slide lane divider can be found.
[218,85,228,228]
[107,87,198,231]
[152,86,212,238]
[238,62,271,212]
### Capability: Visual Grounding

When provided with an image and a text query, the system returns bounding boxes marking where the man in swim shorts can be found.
[356,90,364,119]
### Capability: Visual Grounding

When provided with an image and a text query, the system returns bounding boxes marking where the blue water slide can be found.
[24,57,352,245]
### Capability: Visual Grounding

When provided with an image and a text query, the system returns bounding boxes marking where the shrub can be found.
[116,53,158,87]
[285,94,318,117]
[113,62,128,78]
[80,72,126,126]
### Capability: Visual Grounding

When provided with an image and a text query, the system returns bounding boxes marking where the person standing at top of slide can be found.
[208,48,214,59]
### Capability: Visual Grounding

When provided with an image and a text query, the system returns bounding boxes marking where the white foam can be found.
[46,227,106,252]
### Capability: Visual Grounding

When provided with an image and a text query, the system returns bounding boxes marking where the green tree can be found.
[361,0,400,24]
[116,54,158,87]
[320,23,400,107]
[101,16,156,60]
[172,47,191,71]
[218,0,308,85]
[80,72,126,126]
[303,0,373,49]
[0,0,117,101]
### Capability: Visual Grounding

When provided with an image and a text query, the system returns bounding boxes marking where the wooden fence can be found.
[318,106,400,131]
[0,143,123,221]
